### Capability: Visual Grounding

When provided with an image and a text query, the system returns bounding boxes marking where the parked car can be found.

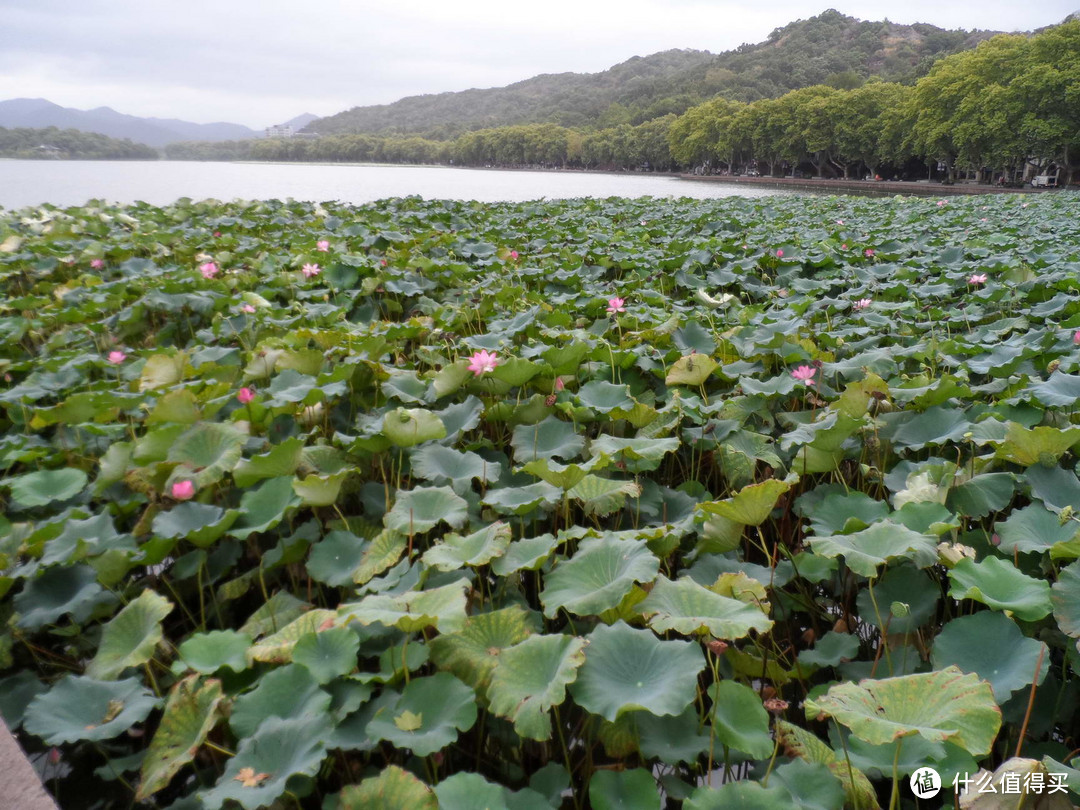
[1032,175,1059,188]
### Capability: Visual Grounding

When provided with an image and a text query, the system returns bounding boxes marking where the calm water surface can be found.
[0,160,795,209]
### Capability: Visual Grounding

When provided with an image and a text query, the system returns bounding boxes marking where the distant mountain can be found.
[309,10,999,139]
[0,98,261,148]
[285,113,319,131]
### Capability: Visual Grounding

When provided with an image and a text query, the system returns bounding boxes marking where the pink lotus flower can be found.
[301,263,321,278]
[90,259,104,269]
[171,480,195,500]
[555,377,565,391]
[853,298,872,310]
[937,200,947,207]
[792,365,816,385]
[864,248,875,257]
[107,350,126,364]
[1073,330,1080,346]
[968,273,988,285]
[836,219,844,225]
[213,230,222,237]
[316,240,330,252]
[468,350,498,376]
[237,387,255,404]
[841,244,848,250]
[776,249,784,258]
[509,250,519,260]
[199,261,219,279]
[241,304,255,313]
[607,296,626,314]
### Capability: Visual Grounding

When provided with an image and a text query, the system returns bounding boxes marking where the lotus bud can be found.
[1048,359,1061,374]
[1060,505,1074,526]
[937,542,976,567]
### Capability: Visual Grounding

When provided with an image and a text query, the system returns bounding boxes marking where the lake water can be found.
[0,160,794,209]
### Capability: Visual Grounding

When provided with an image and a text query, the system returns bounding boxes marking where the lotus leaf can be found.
[804,666,1001,756]
[541,534,659,617]
[637,575,773,639]
[86,590,172,679]
[24,675,159,744]
[366,672,477,755]
[948,556,1053,621]
[570,622,705,721]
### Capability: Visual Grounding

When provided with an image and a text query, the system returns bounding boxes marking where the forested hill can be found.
[308,10,996,138]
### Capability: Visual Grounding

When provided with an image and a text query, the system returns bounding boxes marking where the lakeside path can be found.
[678,173,1055,196]
[0,719,58,810]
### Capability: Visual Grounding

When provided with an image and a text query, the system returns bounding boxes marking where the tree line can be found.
[164,21,1077,184]
[0,127,158,160]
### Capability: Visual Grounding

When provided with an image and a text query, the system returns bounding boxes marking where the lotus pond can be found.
[2,192,1080,810]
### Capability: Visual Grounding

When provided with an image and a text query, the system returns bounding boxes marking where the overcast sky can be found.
[1,0,1075,128]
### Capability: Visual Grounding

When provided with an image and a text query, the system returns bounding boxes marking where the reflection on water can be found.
[0,160,798,209]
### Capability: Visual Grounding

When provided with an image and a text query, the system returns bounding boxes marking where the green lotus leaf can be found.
[293,470,348,506]
[521,457,598,490]
[577,380,634,413]
[431,359,472,399]
[882,405,972,451]
[931,612,1048,702]
[492,532,560,575]
[804,666,1002,756]
[487,633,587,741]
[637,575,773,639]
[945,473,1015,519]
[1025,465,1080,516]
[151,502,239,547]
[482,481,563,516]
[230,663,331,737]
[14,563,107,629]
[567,474,642,517]
[228,476,302,539]
[232,437,305,487]
[590,435,680,472]
[995,504,1080,555]
[138,353,186,392]
[166,422,244,488]
[200,715,330,810]
[8,468,87,509]
[698,476,796,526]
[24,675,159,744]
[428,605,538,692]
[802,491,891,536]
[948,556,1052,621]
[684,781,792,810]
[307,530,368,587]
[339,580,469,633]
[383,407,447,447]
[797,631,861,668]
[511,416,585,463]
[709,680,775,759]
[353,529,406,585]
[434,772,511,810]
[239,591,309,639]
[86,590,173,679]
[292,626,359,684]
[994,423,1080,467]
[177,630,252,674]
[366,673,477,756]
[1052,560,1080,638]
[383,370,431,403]
[666,354,718,387]
[768,759,846,810]
[136,675,224,800]
[1026,372,1080,408]
[854,563,939,633]
[422,521,512,571]
[410,444,500,488]
[570,621,705,721]
[0,672,47,730]
[589,768,661,810]
[491,356,540,386]
[384,485,468,533]
[246,609,336,664]
[337,765,437,810]
[541,534,659,618]
[146,388,200,424]
[635,707,711,764]
[808,522,939,578]
[774,720,879,809]
[264,369,319,406]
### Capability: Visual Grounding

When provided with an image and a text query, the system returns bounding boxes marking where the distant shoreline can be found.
[678,174,1053,196]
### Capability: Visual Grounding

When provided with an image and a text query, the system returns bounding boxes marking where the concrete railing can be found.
[0,718,59,810]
